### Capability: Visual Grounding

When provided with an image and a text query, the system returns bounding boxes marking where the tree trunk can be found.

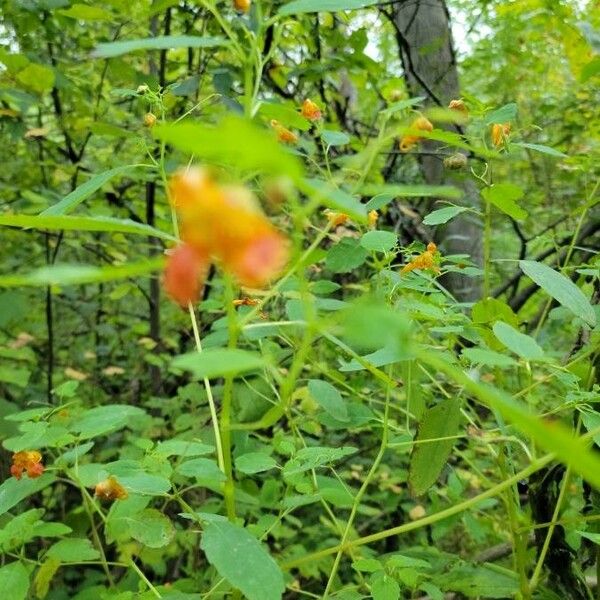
[390,0,483,301]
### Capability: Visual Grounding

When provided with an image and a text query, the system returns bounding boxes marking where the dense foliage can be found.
[0,1,599,599]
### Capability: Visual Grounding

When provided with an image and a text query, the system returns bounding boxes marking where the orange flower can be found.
[11,450,44,480]
[163,244,210,307]
[368,210,378,229]
[324,210,349,227]
[301,98,322,121]
[95,476,128,502]
[401,242,440,275]
[492,123,511,147]
[270,120,298,144]
[234,0,251,11]
[144,113,157,128]
[166,168,289,298]
[233,297,260,307]
[448,99,468,115]
[399,116,433,152]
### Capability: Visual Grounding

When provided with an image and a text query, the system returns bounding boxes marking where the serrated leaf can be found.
[360,230,397,252]
[235,452,278,474]
[201,521,285,600]
[126,509,175,548]
[72,405,146,439]
[409,398,461,496]
[325,238,368,273]
[283,446,356,476]
[46,538,100,562]
[519,260,596,327]
[0,474,55,517]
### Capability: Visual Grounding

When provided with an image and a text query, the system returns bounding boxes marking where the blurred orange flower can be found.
[164,168,289,305]
[301,99,322,121]
[234,0,251,11]
[95,476,128,502]
[324,210,349,227]
[11,450,44,480]
[492,123,511,147]
[399,116,433,153]
[270,120,298,144]
[401,242,440,275]
[233,297,259,307]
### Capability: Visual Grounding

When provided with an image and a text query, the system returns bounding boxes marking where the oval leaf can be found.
[172,349,264,380]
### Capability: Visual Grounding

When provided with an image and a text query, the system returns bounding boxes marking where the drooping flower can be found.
[368,210,379,229]
[11,450,44,480]
[301,98,322,121]
[233,0,251,11]
[95,476,128,502]
[233,297,260,307]
[270,120,298,144]
[164,168,289,304]
[491,123,511,147]
[399,116,434,153]
[400,242,441,275]
[448,99,468,115]
[163,244,210,307]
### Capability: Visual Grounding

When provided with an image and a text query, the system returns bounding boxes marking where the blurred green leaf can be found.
[92,35,227,58]
[172,349,264,379]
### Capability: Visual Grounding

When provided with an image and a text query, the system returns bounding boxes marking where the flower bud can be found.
[144,112,157,128]
[443,153,468,170]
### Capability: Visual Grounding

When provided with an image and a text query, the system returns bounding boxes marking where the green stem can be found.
[282,453,554,570]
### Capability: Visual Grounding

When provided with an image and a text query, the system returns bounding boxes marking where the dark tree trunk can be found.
[390,0,483,301]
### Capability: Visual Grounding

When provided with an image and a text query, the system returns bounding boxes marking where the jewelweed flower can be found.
[448,99,468,115]
[234,0,251,11]
[301,98,322,121]
[399,116,433,153]
[164,168,289,305]
[368,210,379,229]
[270,120,298,144]
[401,242,440,275]
[492,123,511,147]
[95,476,128,502]
[11,450,44,480]
[324,210,349,227]
[164,244,210,307]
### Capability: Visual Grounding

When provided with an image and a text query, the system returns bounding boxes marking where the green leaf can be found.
[46,538,100,562]
[34,557,61,600]
[154,439,215,458]
[0,259,164,288]
[308,379,349,422]
[126,509,175,548]
[41,166,146,216]
[0,214,175,241]
[484,102,518,125]
[381,96,426,117]
[326,238,368,273]
[92,35,227,58]
[235,452,278,474]
[58,4,112,20]
[16,63,55,93]
[0,562,29,600]
[303,178,367,221]
[72,405,147,439]
[154,117,302,181]
[172,349,264,380]
[519,260,596,327]
[482,184,527,221]
[321,129,350,146]
[493,322,546,361]
[513,142,567,158]
[0,366,30,387]
[371,571,400,600]
[201,521,285,600]
[258,102,310,131]
[177,458,226,482]
[462,348,518,368]
[422,206,468,226]
[278,0,380,15]
[409,398,461,496]
[0,474,55,517]
[581,56,600,82]
[360,231,397,253]
[283,446,356,476]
